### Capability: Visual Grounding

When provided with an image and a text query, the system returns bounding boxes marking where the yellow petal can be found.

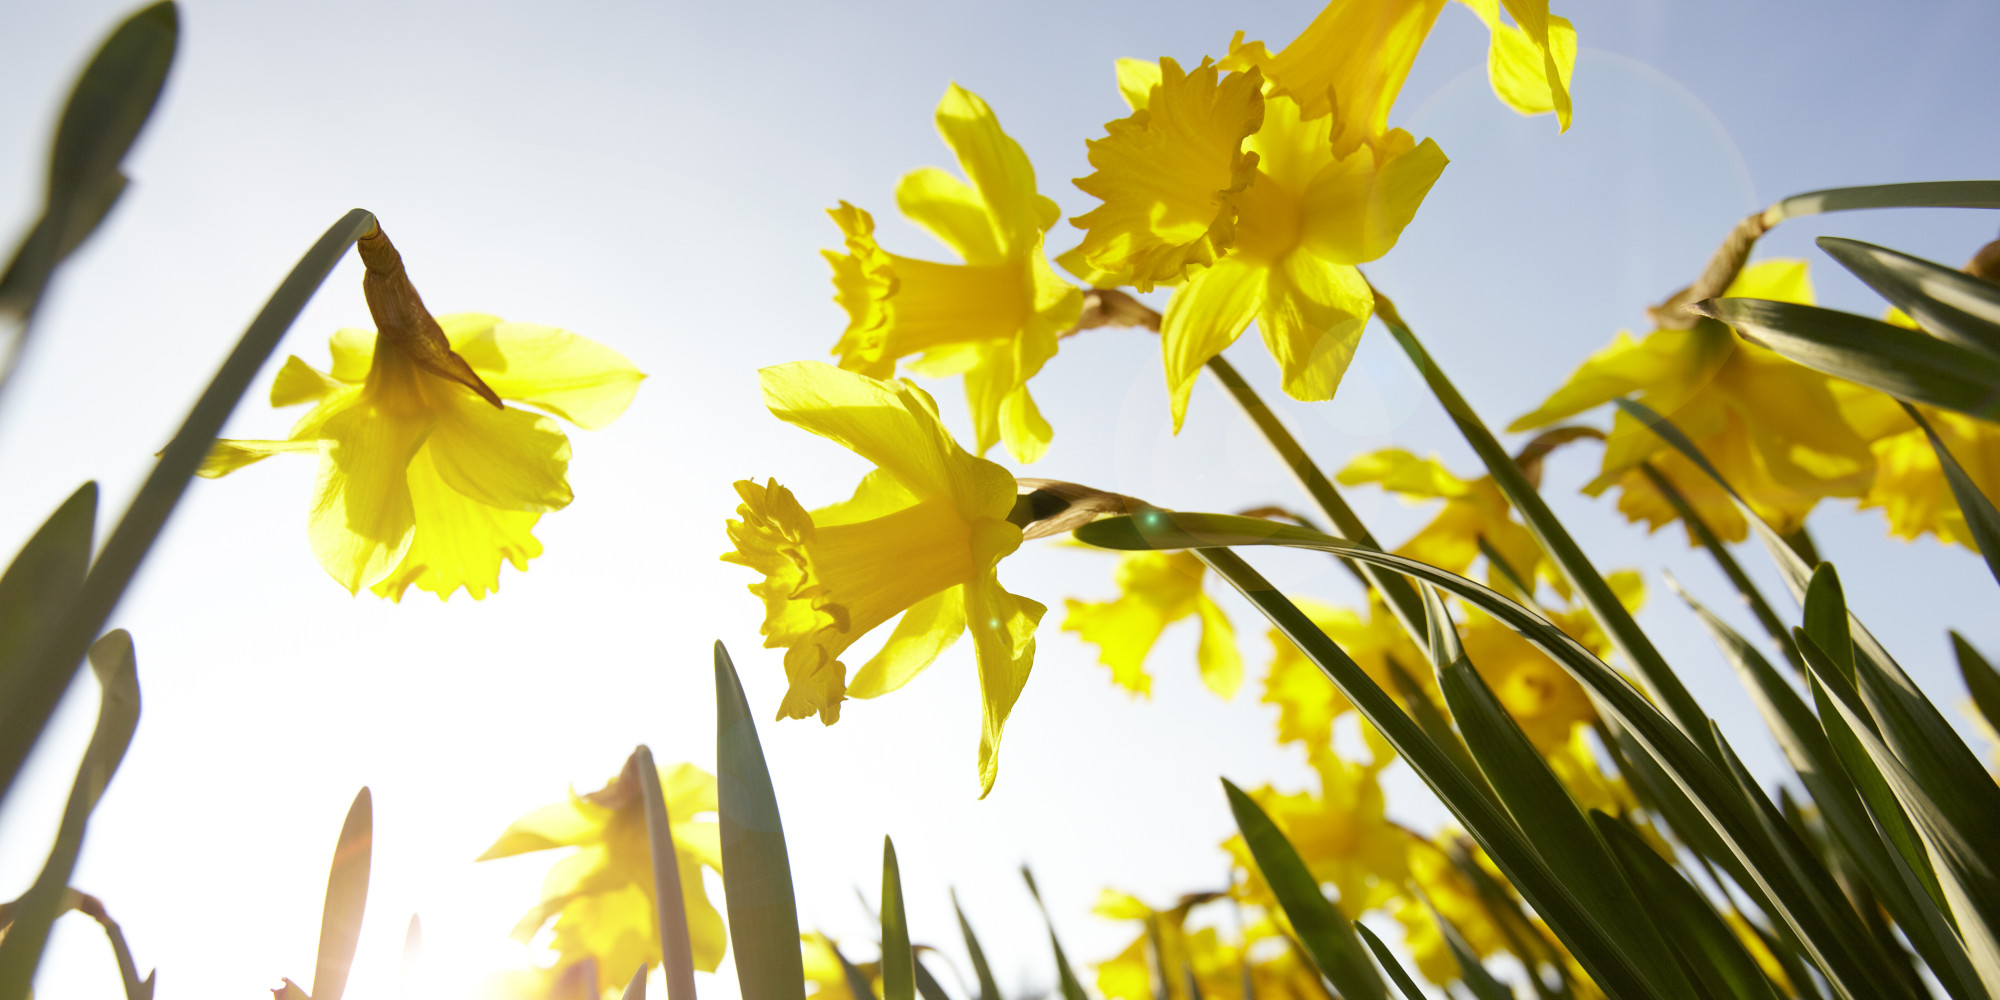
[1062,592,1171,697]
[1194,594,1242,699]
[847,585,968,698]
[1459,0,1576,130]
[327,327,377,382]
[896,166,1006,266]
[1070,57,1265,291]
[1298,133,1449,265]
[271,356,346,406]
[1509,328,1717,431]
[308,397,428,594]
[1257,253,1372,402]
[1336,448,1473,499]
[966,564,1046,799]
[1161,254,1266,431]
[426,392,575,512]
[1220,0,1448,157]
[825,202,900,379]
[370,444,544,602]
[448,320,644,430]
[477,798,597,859]
[198,438,318,478]
[998,384,1053,465]
[934,83,1047,255]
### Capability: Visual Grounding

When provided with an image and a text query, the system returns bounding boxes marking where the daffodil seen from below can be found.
[201,225,642,600]
[723,361,1044,796]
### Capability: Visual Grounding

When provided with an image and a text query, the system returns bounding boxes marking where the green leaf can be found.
[311,787,373,1000]
[1816,237,2000,360]
[0,630,141,1000]
[881,838,914,1000]
[0,1,177,347]
[829,939,880,1000]
[620,964,647,1000]
[1801,566,1856,685]
[1414,883,1512,1000]
[952,889,1000,1000]
[1221,778,1385,1000]
[1021,867,1089,1000]
[1692,297,2000,419]
[1418,588,1692,999]
[1639,464,1800,671]
[714,641,805,999]
[0,483,96,802]
[1593,812,1782,1000]
[1077,511,1914,1000]
[1955,633,2000,737]
[1904,405,2000,588]
[0,208,378,807]
[631,746,696,1000]
[1768,181,2000,221]
[912,953,951,1000]
[1355,921,1430,1000]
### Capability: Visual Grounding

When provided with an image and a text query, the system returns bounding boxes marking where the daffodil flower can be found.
[1092,891,1325,1000]
[1064,56,1448,428]
[1512,259,1873,541]
[1337,448,1561,601]
[1393,837,1509,986]
[477,759,724,1000]
[1062,549,1240,698]
[723,361,1044,796]
[825,85,1082,463]
[1224,753,1412,915]
[1262,593,1425,756]
[1220,0,1576,159]
[201,227,642,599]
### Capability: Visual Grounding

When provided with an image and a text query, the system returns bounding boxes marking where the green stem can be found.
[1367,281,1721,762]
[1637,462,1803,673]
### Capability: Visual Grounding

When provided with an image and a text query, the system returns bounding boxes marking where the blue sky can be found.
[2,1,1997,997]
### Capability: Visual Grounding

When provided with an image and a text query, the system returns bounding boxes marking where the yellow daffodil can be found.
[477,759,723,1000]
[1458,607,1599,753]
[1092,892,1321,1000]
[1220,0,1576,158]
[800,932,870,1000]
[1262,593,1426,757]
[723,361,1043,796]
[1513,259,1873,542]
[1065,56,1448,428]
[202,227,642,599]
[1224,753,1411,914]
[1063,550,1241,698]
[826,85,1082,463]
[1833,313,2000,549]
[1338,448,1562,601]
[1394,837,1507,985]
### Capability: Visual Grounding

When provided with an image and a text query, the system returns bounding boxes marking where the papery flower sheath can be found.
[201,226,642,599]
[1063,549,1240,699]
[477,759,724,1000]
[723,361,1044,796]
[1065,55,1447,428]
[825,84,1082,463]
[1512,259,1872,542]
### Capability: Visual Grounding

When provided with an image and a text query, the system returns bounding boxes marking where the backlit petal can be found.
[935,83,1045,255]
[966,568,1047,798]
[1220,0,1447,156]
[1258,253,1372,402]
[847,585,968,698]
[370,445,544,602]
[427,391,575,512]
[1161,254,1266,431]
[449,319,644,430]
[308,397,429,594]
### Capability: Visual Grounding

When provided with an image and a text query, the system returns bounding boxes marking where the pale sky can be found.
[3,1,1998,998]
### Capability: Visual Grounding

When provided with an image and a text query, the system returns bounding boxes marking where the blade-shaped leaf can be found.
[714,641,805,998]
[881,839,913,1000]
[631,746,696,1000]
[1022,867,1088,1000]
[0,208,378,805]
[1355,921,1430,1000]
[1769,182,2000,221]
[1414,884,1512,1000]
[1956,633,2000,736]
[0,630,141,1000]
[1817,237,2000,360]
[1693,297,2000,419]
[1903,404,2000,587]
[0,483,96,803]
[913,954,950,1000]
[620,965,647,1000]
[830,939,880,1000]
[1594,813,1782,1000]
[1222,778,1385,1000]
[1638,465,1800,671]
[952,890,1000,1000]
[311,787,373,1000]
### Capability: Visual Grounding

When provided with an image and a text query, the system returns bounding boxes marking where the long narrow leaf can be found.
[1022,867,1089,1000]
[1693,297,2000,419]
[0,484,97,806]
[307,787,373,1000]
[714,641,805,998]
[620,965,648,1000]
[631,746,696,1000]
[1594,813,1781,1000]
[1768,181,2000,221]
[1222,779,1385,1000]
[1904,404,2000,586]
[952,890,1000,1000]
[1355,922,1430,1000]
[881,839,914,1000]
[1817,237,2000,359]
[1956,633,2000,736]
[0,631,141,1000]
[1414,885,1512,1000]
[0,208,378,804]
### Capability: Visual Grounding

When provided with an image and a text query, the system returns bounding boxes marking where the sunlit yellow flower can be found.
[1066,56,1448,428]
[1093,892,1321,1000]
[1220,0,1576,158]
[1262,593,1426,757]
[1224,753,1410,914]
[826,85,1082,463]
[202,228,642,600]
[1456,573,1640,754]
[1513,260,1873,542]
[1833,316,2000,550]
[801,932,870,1000]
[1063,550,1240,698]
[1338,448,1561,601]
[1393,837,1506,985]
[477,759,723,1000]
[723,361,1044,796]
